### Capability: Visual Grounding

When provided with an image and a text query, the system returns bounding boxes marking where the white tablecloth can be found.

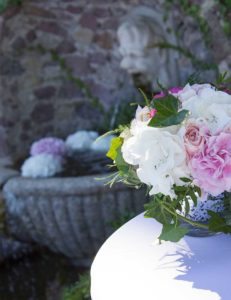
[91,213,231,300]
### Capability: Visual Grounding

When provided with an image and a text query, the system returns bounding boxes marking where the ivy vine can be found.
[0,0,23,13]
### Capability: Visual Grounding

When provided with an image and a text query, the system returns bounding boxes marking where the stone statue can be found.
[117,6,180,90]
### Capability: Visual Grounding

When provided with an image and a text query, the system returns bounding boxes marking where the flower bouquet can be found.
[106,75,231,242]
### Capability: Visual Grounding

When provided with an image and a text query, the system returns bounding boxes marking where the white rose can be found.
[135,105,151,122]
[178,84,231,133]
[122,126,189,197]
[21,154,63,178]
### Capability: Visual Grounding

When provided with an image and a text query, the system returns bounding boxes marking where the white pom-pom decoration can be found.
[21,154,63,178]
[91,135,115,152]
[65,130,98,152]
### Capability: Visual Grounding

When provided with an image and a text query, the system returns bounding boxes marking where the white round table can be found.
[91,213,231,300]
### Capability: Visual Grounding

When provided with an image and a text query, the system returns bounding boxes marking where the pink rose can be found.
[184,123,210,158]
[224,123,231,133]
[189,132,231,196]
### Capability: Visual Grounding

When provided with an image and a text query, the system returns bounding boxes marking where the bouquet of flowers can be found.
[106,75,231,242]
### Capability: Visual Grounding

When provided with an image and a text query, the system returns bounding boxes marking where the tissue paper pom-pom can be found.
[30,137,67,157]
[91,134,115,152]
[65,130,98,151]
[21,154,63,178]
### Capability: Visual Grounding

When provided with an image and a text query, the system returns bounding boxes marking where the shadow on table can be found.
[164,235,231,300]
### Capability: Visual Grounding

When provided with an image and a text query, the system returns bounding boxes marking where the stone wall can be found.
[0,0,230,164]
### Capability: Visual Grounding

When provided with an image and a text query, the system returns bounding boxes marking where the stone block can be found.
[79,12,98,30]
[94,32,113,49]
[34,86,56,100]
[0,57,25,76]
[66,5,83,14]
[58,82,83,99]
[37,21,67,37]
[56,40,76,54]
[31,103,55,123]
[75,27,93,45]
[65,55,92,76]
[24,5,56,18]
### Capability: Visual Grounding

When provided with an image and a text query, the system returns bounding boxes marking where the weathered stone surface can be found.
[58,82,83,99]
[11,36,26,50]
[26,30,37,42]
[75,27,93,45]
[79,12,98,30]
[37,21,67,37]
[56,40,76,54]
[90,7,111,18]
[0,57,25,76]
[31,104,55,123]
[94,32,114,49]
[66,5,83,14]
[3,175,147,263]
[102,17,119,30]
[23,5,56,19]
[89,52,106,64]
[0,168,19,188]
[65,55,92,76]
[34,86,56,100]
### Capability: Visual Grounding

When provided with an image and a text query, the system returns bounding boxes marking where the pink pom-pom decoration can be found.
[30,137,67,157]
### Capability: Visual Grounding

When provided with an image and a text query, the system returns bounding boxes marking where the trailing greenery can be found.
[152,42,218,72]
[62,272,91,300]
[160,1,229,81]
[31,45,105,114]
[0,0,23,13]
[164,0,211,45]
[110,211,136,230]
[217,0,231,36]
[30,45,141,134]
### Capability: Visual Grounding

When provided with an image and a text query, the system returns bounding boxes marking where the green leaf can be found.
[153,94,179,115]
[194,185,202,197]
[208,211,231,234]
[114,147,129,174]
[149,95,189,127]
[106,137,122,160]
[144,197,172,225]
[180,177,192,183]
[158,224,189,242]
[184,198,190,216]
[188,189,197,206]
[174,185,187,192]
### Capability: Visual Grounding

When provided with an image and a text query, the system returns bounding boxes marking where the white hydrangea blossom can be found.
[91,134,115,152]
[65,130,98,152]
[121,125,189,198]
[21,154,63,178]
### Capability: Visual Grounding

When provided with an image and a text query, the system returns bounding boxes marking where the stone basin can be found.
[3,175,146,266]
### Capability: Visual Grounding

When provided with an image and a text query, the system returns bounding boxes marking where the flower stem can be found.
[162,203,208,229]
